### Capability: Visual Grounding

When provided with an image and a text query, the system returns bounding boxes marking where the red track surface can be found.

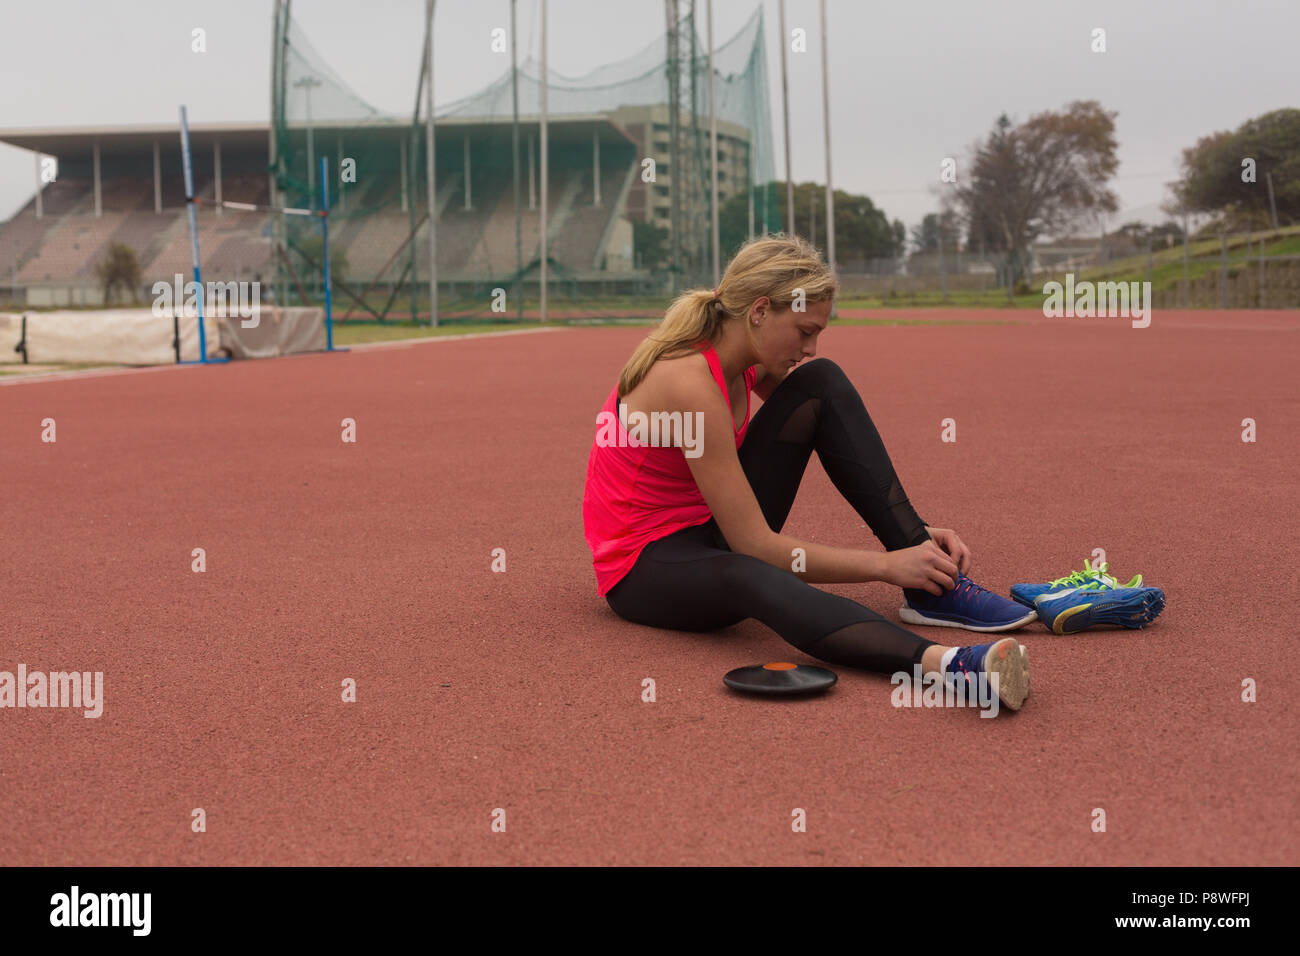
[2,310,1296,865]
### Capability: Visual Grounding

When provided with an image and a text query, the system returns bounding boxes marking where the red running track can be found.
[1,311,1296,865]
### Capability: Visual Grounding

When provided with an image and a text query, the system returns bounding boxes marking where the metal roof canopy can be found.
[0,117,633,159]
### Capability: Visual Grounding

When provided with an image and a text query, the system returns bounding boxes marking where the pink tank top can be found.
[582,342,757,596]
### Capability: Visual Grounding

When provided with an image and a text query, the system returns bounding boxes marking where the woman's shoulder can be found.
[629,347,713,405]
[653,347,714,387]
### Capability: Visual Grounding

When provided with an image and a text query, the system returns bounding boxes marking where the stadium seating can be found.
[16,213,129,283]
[0,150,637,298]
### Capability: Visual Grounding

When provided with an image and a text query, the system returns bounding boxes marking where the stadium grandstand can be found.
[0,2,777,318]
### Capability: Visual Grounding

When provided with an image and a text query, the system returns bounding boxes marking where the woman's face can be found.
[750,296,832,373]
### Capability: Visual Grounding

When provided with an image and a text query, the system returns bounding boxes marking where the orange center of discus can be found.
[763,662,798,670]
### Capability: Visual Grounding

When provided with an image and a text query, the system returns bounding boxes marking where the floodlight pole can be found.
[708,0,719,285]
[271,0,290,314]
[779,0,793,234]
[294,75,322,205]
[540,0,549,323]
[425,0,438,326]
[819,0,835,275]
[511,0,523,320]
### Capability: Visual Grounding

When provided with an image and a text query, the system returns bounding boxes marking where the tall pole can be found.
[511,0,523,320]
[214,140,223,216]
[665,1,681,295]
[269,0,280,233]
[1182,201,1190,307]
[271,0,289,313]
[408,10,428,322]
[320,155,334,348]
[540,0,549,323]
[33,152,43,219]
[463,134,472,210]
[335,137,343,212]
[425,0,438,326]
[294,75,322,206]
[178,105,209,363]
[938,219,948,302]
[778,0,794,234]
[819,0,835,273]
[747,153,754,238]
[306,83,315,200]
[707,0,719,284]
[1265,171,1279,231]
[1219,233,1228,309]
[688,1,700,287]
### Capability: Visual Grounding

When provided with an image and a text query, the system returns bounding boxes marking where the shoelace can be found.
[949,642,989,683]
[1047,572,1085,588]
[1049,560,1115,589]
[954,575,992,602]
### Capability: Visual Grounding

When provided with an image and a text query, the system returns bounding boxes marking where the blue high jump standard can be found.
[176,104,228,365]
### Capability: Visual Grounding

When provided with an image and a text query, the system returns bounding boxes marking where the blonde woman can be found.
[582,235,1034,710]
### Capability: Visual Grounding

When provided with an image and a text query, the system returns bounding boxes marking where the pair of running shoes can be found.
[899,557,1166,635]
[903,558,1165,712]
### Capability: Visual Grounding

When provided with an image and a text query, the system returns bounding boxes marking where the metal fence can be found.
[835,229,1300,308]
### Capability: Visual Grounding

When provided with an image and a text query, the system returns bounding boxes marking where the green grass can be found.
[0,362,119,376]
[328,314,1014,346]
[330,320,572,345]
[828,317,1015,326]
[836,291,1042,309]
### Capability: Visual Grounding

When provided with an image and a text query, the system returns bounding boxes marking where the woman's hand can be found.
[880,540,959,594]
[924,526,971,576]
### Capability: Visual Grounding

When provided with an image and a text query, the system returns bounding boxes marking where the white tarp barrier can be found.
[219,307,325,359]
[0,313,22,362]
[0,309,221,365]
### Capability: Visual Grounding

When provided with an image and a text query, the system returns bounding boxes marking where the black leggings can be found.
[605,358,938,675]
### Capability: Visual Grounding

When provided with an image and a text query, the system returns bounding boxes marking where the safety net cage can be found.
[270,1,778,320]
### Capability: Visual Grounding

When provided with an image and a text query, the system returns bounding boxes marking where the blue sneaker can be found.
[1034,586,1166,635]
[1011,558,1144,608]
[900,573,1038,632]
[944,637,1029,712]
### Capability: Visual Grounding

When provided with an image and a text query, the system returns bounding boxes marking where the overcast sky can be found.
[1,0,1295,234]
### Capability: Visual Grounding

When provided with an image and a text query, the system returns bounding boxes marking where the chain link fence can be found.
[834,227,1300,308]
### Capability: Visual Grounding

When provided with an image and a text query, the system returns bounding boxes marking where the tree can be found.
[718,193,751,263]
[93,242,142,305]
[1170,108,1300,229]
[719,181,900,263]
[965,202,1007,254]
[909,210,961,254]
[954,102,1120,284]
[828,187,901,263]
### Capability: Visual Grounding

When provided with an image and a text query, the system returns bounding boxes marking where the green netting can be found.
[271,1,778,318]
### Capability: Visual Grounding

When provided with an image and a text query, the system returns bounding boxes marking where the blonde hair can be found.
[617,233,838,397]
